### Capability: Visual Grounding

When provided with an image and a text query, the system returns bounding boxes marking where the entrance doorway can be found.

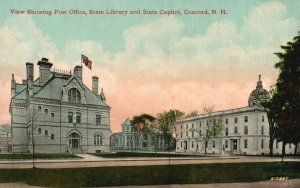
[232,139,238,150]
[69,132,80,149]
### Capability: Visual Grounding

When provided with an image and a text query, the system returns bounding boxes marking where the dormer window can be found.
[68,88,81,103]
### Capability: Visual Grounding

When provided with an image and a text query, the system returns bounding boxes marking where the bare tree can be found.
[28,107,38,168]
[194,106,224,155]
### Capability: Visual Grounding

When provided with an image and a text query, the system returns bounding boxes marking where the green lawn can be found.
[0,162,299,187]
[0,153,80,160]
[92,152,205,158]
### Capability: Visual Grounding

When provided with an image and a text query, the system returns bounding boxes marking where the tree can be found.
[273,31,300,158]
[27,107,38,168]
[131,114,156,132]
[185,111,198,118]
[194,106,224,156]
[157,109,185,150]
[258,86,279,157]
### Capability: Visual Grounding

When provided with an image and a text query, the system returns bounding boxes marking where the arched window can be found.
[94,133,103,145]
[68,88,81,103]
[38,128,41,134]
[45,130,48,136]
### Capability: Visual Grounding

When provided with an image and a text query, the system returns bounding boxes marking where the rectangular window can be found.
[51,134,54,140]
[186,131,188,137]
[234,126,238,134]
[262,115,265,122]
[51,112,55,118]
[199,121,201,127]
[192,123,194,128]
[225,127,228,136]
[181,132,182,138]
[38,106,41,111]
[68,112,73,123]
[244,126,248,135]
[244,139,248,148]
[261,140,264,149]
[234,117,238,124]
[180,141,182,148]
[76,112,81,123]
[186,124,188,129]
[225,118,228,125]
[192,131,194,138]
[44,109,48,114]
[261,126,264,135]
[213,140,215,148]
[225,140,228,148]
[244,116,248,123]
[192,141,194,148]
[96,114,101,125]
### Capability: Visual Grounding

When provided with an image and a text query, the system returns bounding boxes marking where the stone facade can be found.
[0,125,12,152]
[110,119,167,151]
[175,76,297,155]
[10,58,111,153]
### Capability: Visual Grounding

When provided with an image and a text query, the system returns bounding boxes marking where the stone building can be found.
[175,76,297,155]
[10,58,111,153]
[110,118,167,151]
[0,125,12,152]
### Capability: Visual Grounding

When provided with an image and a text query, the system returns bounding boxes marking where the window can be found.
[181,125,182,129]
[76,112,81,123]
[45,130,48,136]
[38,106,41,111]
[94,133,103,145]
[244,139,248,148]
[199,130,202,136]
[38,128,41,134]
[44,109,48,114]
[68,88,81,103]
[225,118,228,125]
[181,132,182,138]
[51,112,55,118]
[68,112,73,123]
[213,140,215,148]
[234,126,238,134]
[261,126,264,135]
[180,141,182,148]
[186,124,188,129]
[191,141,194,148]
[96,114,101,125]
[234,117,238,124]
[186,131,188,137]
[244,116,248,123]
[244,126,248,135]
[262,115,265,122]
[192,131,194,138]
[225,140,228,148]
[225,127,228,136]
[199,121,201,127]
[192,123,194,128]
[51,134,54,140]
[261,139,264,149]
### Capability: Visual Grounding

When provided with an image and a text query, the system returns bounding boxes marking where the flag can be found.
[81,54,92,69]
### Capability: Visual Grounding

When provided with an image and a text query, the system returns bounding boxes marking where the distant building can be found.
[10,58,111,153]
[176,76,297,155]
[110,118,167,151]
[0,125,12,152]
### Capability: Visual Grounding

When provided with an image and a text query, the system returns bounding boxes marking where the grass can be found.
[92,152,205,158]
[0,162,299,187]
[0,153,80,160]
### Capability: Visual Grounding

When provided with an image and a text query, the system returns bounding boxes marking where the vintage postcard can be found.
[0,0,299,187]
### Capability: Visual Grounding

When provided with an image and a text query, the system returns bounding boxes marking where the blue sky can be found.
[1,0,299,53]
[0,0,299,131]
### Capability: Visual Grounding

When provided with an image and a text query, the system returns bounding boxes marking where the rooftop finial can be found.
[259,75,261,81]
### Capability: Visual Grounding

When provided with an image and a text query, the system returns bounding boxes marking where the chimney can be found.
[73,66,82,83]
[26,62,34,81]
[92,76,99,95]
[11,74,16,98]
[37,58,53,86]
